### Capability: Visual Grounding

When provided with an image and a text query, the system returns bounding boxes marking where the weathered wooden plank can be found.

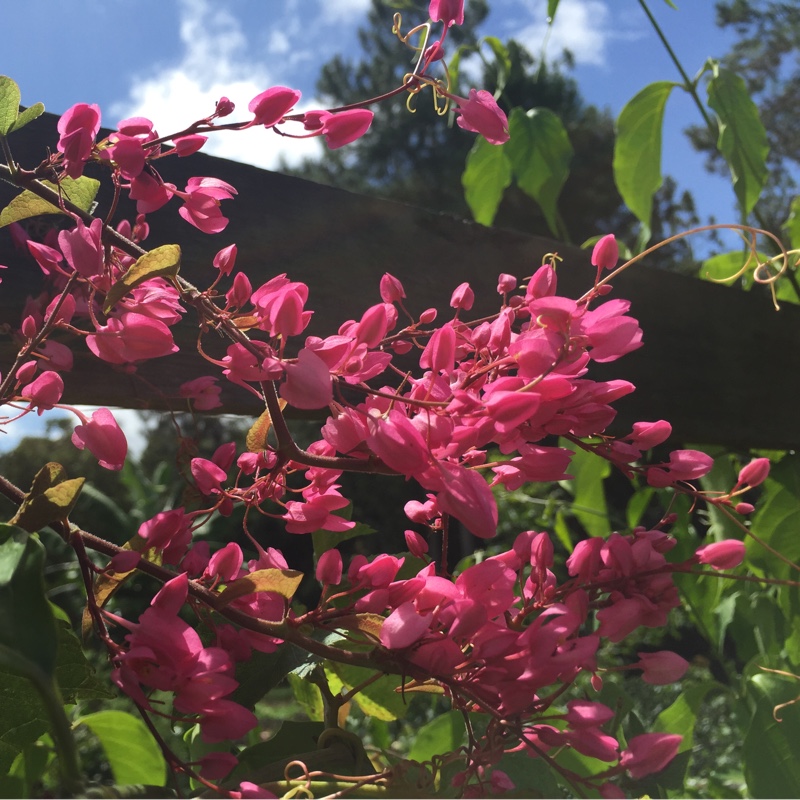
[1,112,799,449]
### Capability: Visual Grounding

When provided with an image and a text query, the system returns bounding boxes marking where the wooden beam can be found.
[2,112,798,449]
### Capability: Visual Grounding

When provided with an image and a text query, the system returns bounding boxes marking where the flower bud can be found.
[591,234,619,271]
[737,457,770,488]
[696,539,746,570]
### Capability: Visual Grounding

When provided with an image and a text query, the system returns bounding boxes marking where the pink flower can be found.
[57,103,101,178]
[138,508,193,564]
[380,273,406,303]
[303,109,374,149]
[86,312,178,365]
[620,733,682,779]
[380,602,433,649]
[591,234,619,271]
[696,539,746,570]
[216,97,235,117]
[177,177,237,234]
[736,457,770,488]
[191,458,228,496]
[72,408,128,470]
[450,281,474,310]
[248,86,301,127]
[635,650,690,685]
[280,348,333,410]
[646,449,714,488]
[452,89,509,145]
[429,0,464,26]
[213,243,237,276]
[58,218,105,278]
[180,376,222,411]
[173,134,207,156]
[316,549,343,586]
[21,372,64,414]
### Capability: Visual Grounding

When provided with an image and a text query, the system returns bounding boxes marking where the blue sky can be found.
[1,0,752,453]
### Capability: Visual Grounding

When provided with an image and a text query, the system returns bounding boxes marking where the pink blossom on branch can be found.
[248,86,301,127]
[429,0,464,26]
[450,89,510,145]
[57,102,101,178]
[176,177,237,234]
[71,408,128,471]
[695,539,746,570]
[303,109,375,149]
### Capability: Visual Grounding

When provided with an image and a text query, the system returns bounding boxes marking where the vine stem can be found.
[637,0,717,133]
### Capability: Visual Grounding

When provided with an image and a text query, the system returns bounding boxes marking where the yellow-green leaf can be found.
[462,136,512,226]
[0,176,100,227]
[8,103,44,134]
[103,244,181,313]
[707,63,769,216]
[613,81,676,242]
[246,401,285,452]
[217,568,302,607]
[10,463,84,533]
[0,76,21,136]
[507,107,572,238]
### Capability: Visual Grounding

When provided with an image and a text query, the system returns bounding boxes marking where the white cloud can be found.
[513,0,640,68]
[110,0,324,172]
[318,0,372,24]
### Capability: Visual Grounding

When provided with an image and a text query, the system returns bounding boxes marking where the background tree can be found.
[288,0,699,271]
[687,0,800,239]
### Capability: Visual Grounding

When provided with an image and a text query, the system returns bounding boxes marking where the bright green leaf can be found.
[407,710,464,762]
[103,244,181,314]
[700,249,771,290]
[78,710,167,786]
[0,176,100,228]
[613,81,676,241]
[8,103,45,134]
[217,567,302,607]
[707,64,769,216]
[462,136,512,226]
[287,672,324,722]
[558,438,610,537]
[653,680,721,757]
[507,107,572,238]
[743,672,800,798]
[547,0,560,20]
[0,76,21,136]
[0,524,58,677]
[326,662,409,721]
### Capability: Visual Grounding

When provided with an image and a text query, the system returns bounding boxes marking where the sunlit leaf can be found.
[78,710,167,786]
[103,244,181,314]
[11,461,84,533]
[0,176,100,227]
[217,568,302,607]
[407,710,464,762]
[8,103,44,134]
[558,438,610,537]
[462,136,512,226]
[326,662,410,721]
[246,402,285,452]
[507,107,572,237]
[0,76,21,136]
[707,63,769,216]
[613,81,676,242]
